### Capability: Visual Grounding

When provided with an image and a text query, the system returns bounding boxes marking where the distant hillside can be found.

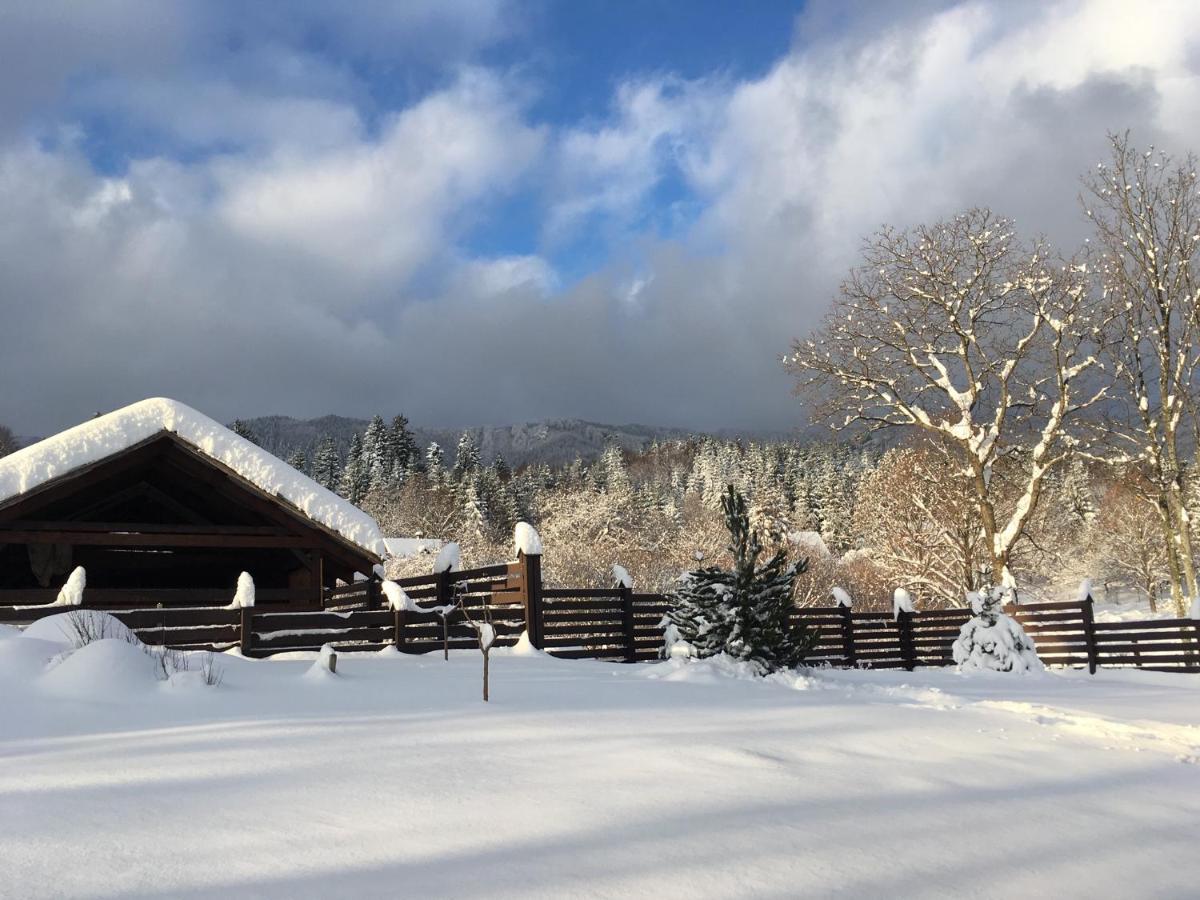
[237,415,783,469]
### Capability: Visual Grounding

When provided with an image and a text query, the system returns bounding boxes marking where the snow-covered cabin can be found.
[0,398,386,606]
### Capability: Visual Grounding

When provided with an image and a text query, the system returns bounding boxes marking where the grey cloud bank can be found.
[1,0,1198,435]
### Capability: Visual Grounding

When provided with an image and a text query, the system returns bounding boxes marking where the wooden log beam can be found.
[0,528,322,549]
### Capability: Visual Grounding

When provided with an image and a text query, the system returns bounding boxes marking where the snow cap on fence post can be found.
[1075,578,1093,604]
[612,564,633,590]
[381,580,413,611]
[233,571,255,608]
[831,586,852,608]
[892,588,914,620]
[55,566,86,606]
[513,522,543,557]
[1189,594,1200,620]
[433,542,462,574]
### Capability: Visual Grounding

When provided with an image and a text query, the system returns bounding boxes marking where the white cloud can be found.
[216,69,545,285]
[3,0,1200,436]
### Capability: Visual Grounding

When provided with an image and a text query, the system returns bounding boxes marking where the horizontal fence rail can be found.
[2,558,1197,672]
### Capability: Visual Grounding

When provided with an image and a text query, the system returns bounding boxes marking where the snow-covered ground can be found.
[2,620,1199,899]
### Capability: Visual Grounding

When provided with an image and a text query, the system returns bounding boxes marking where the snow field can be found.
[1,624,1199,898]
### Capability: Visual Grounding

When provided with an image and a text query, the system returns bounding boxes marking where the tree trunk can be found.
[482,650,490,702]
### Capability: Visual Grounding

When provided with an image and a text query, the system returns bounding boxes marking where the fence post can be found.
[393,608,408,653]
[619,584,636,663]
[897,609,916,671]
[365,579,380,611]
[1080,593,1099,675]
[435,570,452,608]
[840,604,857,668]
[519,551,544,650]
[239,606,254,657]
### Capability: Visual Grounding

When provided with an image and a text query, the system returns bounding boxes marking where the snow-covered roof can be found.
[0,398,386,559]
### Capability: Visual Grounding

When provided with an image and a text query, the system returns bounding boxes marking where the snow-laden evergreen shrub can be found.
[952,586,1043,673]
[665,485,817,674]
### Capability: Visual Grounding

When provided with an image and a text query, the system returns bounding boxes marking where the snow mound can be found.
[23,610,139,649]
[381,580,414,611]
[40,638,161,699]
[505,631,545,657]
[612,564,633,589]
[0,398,386,558]
[304,645,340,681]
[0,635,67,682]
[513,522,543,556]
[0,624,22,641]
[55,566,86,606]
[433,542,462,573]
[231,571,255,608]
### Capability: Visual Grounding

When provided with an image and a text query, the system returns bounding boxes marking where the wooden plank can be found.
[252,611,394,630]
[1096,642,1198,654]
[1094,630,1196,644]
[542,588,626,599]
[1091,654,1199,666]
[115,608,240,628]
[1092,619,1198,631]
[134,626,239,646]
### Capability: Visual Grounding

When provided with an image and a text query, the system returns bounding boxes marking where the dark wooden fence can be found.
[1,557,1197,672]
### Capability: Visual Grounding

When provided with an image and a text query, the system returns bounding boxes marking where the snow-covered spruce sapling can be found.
[457,595,498,702]
[665,485,817,674]
[951,585,1043,674]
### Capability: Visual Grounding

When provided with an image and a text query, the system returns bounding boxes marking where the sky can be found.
[2,0,1200,436]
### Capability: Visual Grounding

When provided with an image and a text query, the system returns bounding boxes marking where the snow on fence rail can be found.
[2,561,1197,671]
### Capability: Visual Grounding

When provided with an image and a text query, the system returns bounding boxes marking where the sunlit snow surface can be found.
[0,397,386,558]
[1,624,1198,899]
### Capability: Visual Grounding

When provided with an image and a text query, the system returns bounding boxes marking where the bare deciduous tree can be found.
[1084,132,1200,614]
[787,209,1103,589]
[1094,473,1168,613]
[853,441,981,605]
[458,596,498,702]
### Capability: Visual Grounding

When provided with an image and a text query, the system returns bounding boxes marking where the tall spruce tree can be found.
[361,415,391,490]
[230,419,259,445]
[389,415,420,480]
[425,442,446,487]
[666,485,816,674]
[286,448,307,474]
[311,436,341,491]
[339,433,370,504]
[452,431,481,482]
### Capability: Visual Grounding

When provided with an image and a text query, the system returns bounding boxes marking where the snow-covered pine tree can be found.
[665,485,817,674]
[951,584,1043,673]
[311,436,341,491]
[493,453,511,482]
[452,431,481,482]
[230,419,259,445]
[389,415,420,481]
[425,442,446,487]
[339,433,370,504]
[286,448,307,473]
[361,415,391,490]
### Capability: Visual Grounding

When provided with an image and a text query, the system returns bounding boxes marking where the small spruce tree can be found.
[952,585,1043,673]
[666,484,816,674]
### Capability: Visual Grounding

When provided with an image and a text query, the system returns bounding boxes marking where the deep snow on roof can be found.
[0,398,386,559]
